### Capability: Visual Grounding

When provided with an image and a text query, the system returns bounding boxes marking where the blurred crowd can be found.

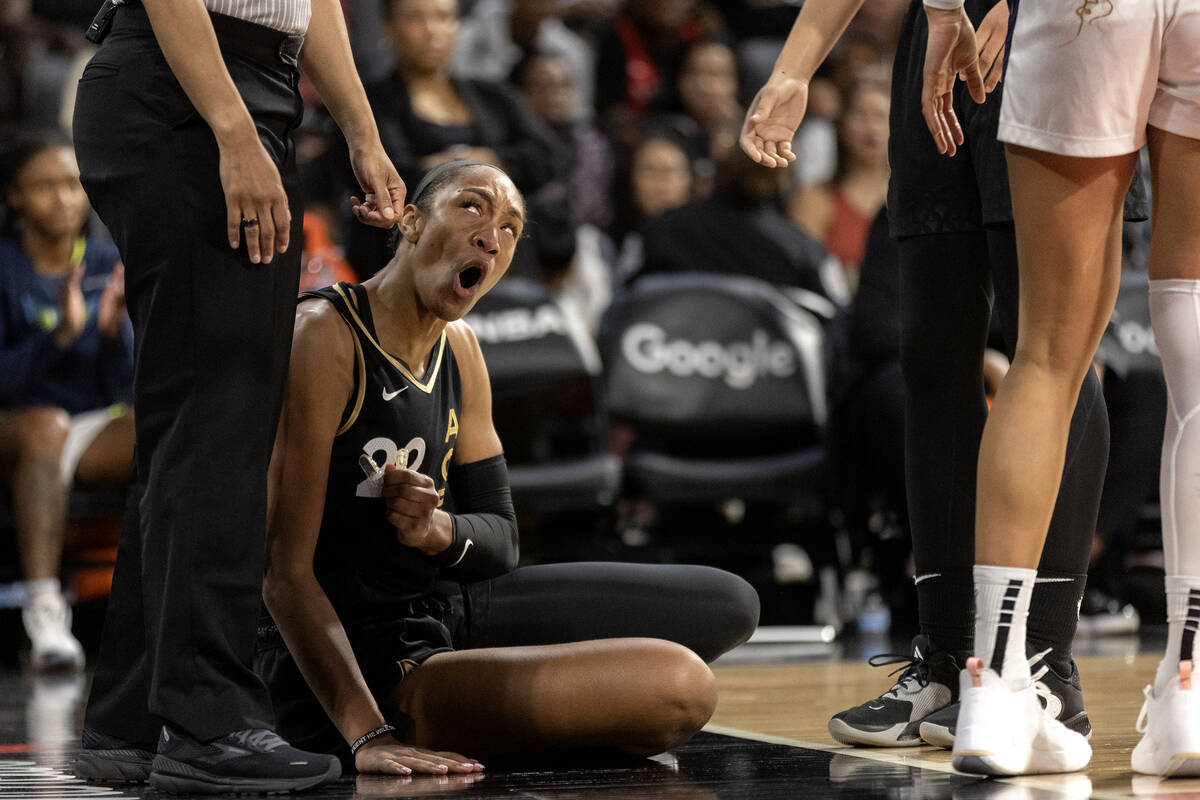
[0,0,1167,663]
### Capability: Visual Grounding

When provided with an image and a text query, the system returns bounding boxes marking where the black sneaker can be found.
[150,726,341,794]
[918,647,1092,748]
[74,728,155,784]
[827,634,960,746]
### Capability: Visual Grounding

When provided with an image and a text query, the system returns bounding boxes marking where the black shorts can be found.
[886,0,1149,238]
[255,589,463,758]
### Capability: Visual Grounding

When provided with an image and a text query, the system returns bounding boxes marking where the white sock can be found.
[1150,280,1200,692]
[974,564,1036,690]
[25,578,62,602]
[1157,576,1200,691]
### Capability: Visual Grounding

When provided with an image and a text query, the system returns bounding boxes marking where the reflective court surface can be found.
[1,637,1196,800]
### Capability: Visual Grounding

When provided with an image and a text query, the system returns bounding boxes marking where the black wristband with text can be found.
[350,724,397,755]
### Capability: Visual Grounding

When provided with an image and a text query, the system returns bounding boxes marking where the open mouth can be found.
[459,266,483,289]
[455,262,487,295]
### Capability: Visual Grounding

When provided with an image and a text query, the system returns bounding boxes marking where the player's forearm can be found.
[772,0,867,81]
[264,572,390,744]
[300,0,381,151]
[140,0,259,148]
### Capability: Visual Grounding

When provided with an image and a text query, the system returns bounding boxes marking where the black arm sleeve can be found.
[435,454,519,582]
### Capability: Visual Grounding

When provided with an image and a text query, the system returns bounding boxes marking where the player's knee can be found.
[702,570,760,660]
[631,644,717,754]
[18,407,70,463]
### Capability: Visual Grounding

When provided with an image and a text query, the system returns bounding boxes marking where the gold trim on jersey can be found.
[299,290,368,436]
[331,283,446,395]
[337,333,367,435]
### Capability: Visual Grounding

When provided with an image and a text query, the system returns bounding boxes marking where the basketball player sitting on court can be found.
[255,160,759,774]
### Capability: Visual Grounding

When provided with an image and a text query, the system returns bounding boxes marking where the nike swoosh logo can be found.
[382,386,406,401]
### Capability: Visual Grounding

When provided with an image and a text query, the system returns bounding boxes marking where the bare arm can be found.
[141,0,290,264]
[739,0,864,167]
[264,303,478,776]
[301,0,406,226]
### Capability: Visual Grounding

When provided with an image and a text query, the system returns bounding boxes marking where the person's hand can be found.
[97,264,126,340]
[921,5,985,157]
[218,133,291,264]
[739,73,806,168]
[381,465,449,554]
[349,144,406,229]
[354,739,483,776]
[54,262,86,348]
[975,0,1009,94]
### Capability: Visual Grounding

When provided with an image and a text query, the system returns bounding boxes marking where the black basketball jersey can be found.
[303,282,463,625]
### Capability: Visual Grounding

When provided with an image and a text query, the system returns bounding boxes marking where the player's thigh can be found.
[1006,145,1135,374]
[1147,127,1200,281]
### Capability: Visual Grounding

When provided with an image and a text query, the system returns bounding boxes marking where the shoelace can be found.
[1136,685,1153,733]
[867,649,955,698]
[227,729,287,752]
[1027,646,1055,706]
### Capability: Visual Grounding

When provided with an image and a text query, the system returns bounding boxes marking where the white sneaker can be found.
[22,591,85,671]
[1131,661,1200,776]
[952,657,1091,775]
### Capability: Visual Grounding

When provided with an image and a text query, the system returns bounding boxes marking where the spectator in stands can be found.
[636,145,838,300]
[0,129,133,670]
[592,0,711,149]
[452,0,596,118]
[610,131,694,285]
[347,0,567,276]
[514,51,615,232]
[654,39,742,171]
[788,78,889,293]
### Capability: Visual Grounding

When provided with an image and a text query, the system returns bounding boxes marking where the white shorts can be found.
[61,405,126,485]
[998,0,1200,157]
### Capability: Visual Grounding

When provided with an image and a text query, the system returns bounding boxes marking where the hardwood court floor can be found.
[0,645,1196,800]
[710,652,1199,799]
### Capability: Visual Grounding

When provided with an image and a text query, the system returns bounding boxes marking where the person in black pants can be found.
[258,161,759,773]
[740,0,1146,748]
[70,0,406,792]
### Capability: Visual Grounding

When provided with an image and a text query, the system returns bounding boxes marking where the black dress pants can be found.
[73,5,304,744]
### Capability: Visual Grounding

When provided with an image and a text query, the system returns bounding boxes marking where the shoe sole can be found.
[828,717,928,747]
[954,738,1091,775]
[74,750,153,784]
[923,715,1090,751]
[918,721,954,749]
[149,756,341,795]
[1132,740,1200,777]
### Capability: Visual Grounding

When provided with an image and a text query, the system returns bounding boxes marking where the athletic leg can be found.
[952,145,1133,776]
[898,232,993,657]
[988,225,1108,679]
[457,562,759,663]
[824,233,991,748]
[1132,125,1200,777]
[390,638,716,757]
[0,407,84,669]
[0,408,70,583]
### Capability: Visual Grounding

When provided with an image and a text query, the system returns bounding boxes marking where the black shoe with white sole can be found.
[827,635,961,747]
[150,726,341,794]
